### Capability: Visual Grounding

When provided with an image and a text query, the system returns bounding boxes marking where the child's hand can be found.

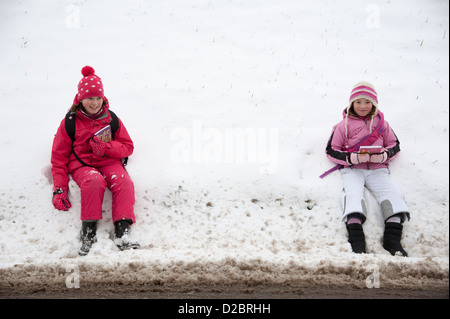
[90,136,107,157]
[370,151,388,163]
[348,152,370,165]
[357,153,370,163]
[52,187,71,211]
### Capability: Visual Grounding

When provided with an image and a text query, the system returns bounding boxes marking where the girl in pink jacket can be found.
[325,81,410,256]
[51,66,139,256]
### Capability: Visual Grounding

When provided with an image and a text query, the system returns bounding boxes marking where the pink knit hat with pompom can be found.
[73,66,106,104]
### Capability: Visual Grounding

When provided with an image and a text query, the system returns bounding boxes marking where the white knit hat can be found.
[348,81,378,108]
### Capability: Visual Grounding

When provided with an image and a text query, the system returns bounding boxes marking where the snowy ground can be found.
[0,0,448,295]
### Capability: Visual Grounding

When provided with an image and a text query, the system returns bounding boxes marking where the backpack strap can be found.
[64,109,128,167]
[65,111,76,142]
[108,109,128,166]
[65,109,120,141]
[65,111,93,167]
[108,109,119,139]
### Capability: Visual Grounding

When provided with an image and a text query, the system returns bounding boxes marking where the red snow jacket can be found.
[51,107,134,187]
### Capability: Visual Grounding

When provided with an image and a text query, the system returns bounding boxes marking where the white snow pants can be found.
[340,168,410,223]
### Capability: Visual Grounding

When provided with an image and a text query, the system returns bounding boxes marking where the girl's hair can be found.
[70,100,108,112]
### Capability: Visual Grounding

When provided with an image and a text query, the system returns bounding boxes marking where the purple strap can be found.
[320,112,385,179]
[319,164,343,178]
[345,111,385,152]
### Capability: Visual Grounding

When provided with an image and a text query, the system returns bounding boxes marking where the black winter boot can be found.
[383,222,408,257]
[346,223,366,254]
[79,221,97,256]
[114,219,140,251]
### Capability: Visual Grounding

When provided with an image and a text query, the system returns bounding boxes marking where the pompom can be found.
[81,66,95,77]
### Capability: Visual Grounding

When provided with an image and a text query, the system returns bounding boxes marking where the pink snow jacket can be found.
[326,108,400,170]
[51,107,134,188]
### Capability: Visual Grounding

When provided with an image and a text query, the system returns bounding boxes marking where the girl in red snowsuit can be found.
[51,66,139,255]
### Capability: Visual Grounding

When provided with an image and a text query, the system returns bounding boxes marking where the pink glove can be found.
[90,136,107,157]
[370,151,388,163]
[52,187,71,211]
[348,152,370,165]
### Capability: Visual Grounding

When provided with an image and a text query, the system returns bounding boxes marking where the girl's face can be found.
[352,98,373,117]
[81,97,103,116]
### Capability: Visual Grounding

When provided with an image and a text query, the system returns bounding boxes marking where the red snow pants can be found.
[71,163,136,224]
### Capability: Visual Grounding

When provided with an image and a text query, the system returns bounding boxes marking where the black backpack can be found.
[65,109,128,166]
